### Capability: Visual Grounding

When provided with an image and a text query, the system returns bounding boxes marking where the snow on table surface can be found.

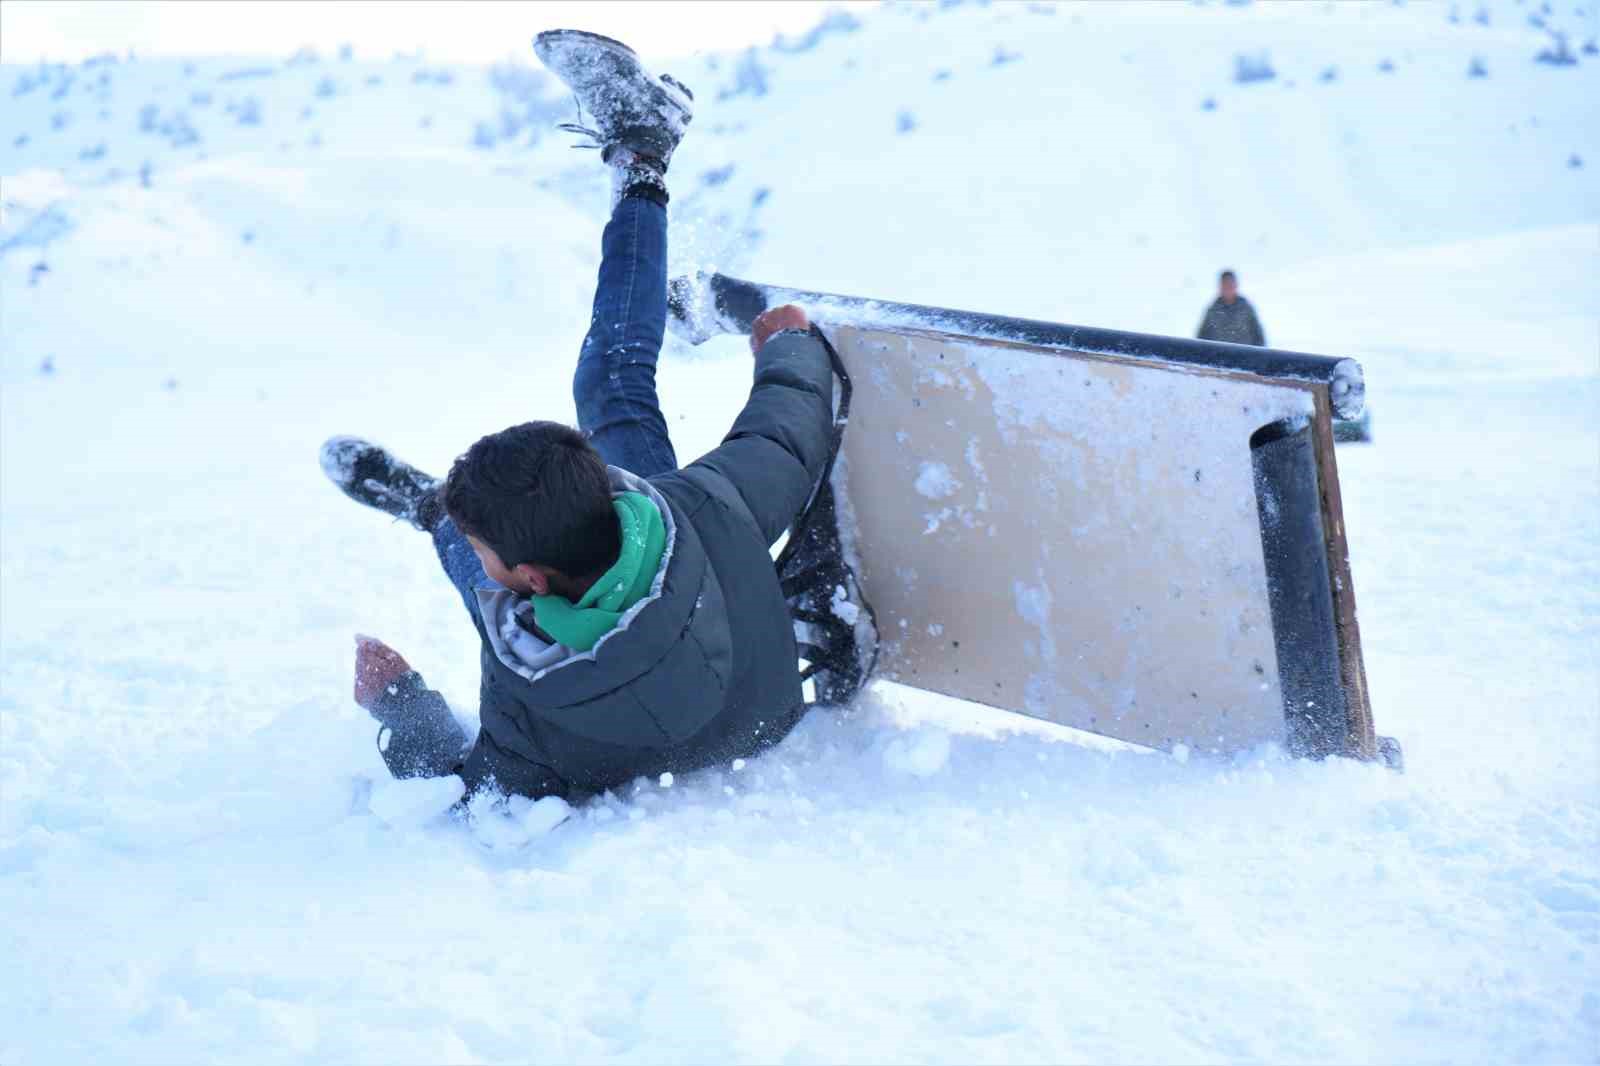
[2,1,1597,1062]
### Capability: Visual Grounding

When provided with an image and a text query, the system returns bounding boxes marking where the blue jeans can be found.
[572,195,678,478]
[432,195,678,618]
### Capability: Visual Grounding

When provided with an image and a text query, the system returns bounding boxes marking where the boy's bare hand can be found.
[750,304,810,354]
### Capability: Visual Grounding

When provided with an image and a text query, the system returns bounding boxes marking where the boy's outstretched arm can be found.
[355,636,468,780]
[683,305,835,546]
[355,637,566,798]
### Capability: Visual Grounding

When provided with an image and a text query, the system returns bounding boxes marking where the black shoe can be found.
[534,29,694,169]
[780,479,879,707]
[320,436,442,531]
[775,329,880,708]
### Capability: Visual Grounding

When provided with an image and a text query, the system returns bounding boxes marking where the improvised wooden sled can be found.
[670,272,1399,767]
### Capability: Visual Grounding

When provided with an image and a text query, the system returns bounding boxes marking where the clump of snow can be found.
[964,439,987,482]
[914,460,960,499]
[368,775,465,828]
[830,584,861,625]
[516,794,572,835]
[1012,579,1052,631]
[465,791,572,850]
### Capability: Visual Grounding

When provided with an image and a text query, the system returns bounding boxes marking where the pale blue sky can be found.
[1,0,880,65]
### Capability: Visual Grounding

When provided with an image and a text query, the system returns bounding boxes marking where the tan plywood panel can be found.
[832,324,1318,753]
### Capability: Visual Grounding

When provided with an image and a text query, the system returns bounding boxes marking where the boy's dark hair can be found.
[1219,269,1237,282]
[442,421,620,576]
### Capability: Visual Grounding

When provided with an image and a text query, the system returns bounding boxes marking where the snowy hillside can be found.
[2,2,1598,1062]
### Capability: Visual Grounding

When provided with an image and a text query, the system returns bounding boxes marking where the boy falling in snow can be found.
[321,31,834,799]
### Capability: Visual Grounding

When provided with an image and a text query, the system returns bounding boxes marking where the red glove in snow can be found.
[354,635,412,710]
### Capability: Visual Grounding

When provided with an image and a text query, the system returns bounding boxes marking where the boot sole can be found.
[533,29,693,125]
[319,436,438,526]
[535,28,637,61]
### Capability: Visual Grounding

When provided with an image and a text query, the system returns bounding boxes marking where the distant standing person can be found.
[1197,269,1266,347]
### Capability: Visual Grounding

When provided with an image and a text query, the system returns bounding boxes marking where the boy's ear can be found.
[514,564,551,597]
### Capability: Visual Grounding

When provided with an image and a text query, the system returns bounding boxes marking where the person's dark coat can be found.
[1197,296,1266,347]
[373,329,834,799]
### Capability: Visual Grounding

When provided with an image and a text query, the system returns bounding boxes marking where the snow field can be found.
[2,1,1598,1062]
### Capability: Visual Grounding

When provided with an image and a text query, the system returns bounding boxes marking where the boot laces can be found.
[554,98,603,151]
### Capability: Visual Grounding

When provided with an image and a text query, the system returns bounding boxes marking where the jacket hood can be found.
[476,467,725,708]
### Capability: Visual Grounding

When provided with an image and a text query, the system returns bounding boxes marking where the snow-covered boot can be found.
[533,29,693,205]
[320,436,443,532]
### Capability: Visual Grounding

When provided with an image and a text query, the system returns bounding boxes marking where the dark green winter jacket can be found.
[374,329,834,799]
[1197,296,1267,347]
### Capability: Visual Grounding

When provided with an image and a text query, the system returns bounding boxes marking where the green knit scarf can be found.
[530,492,667,653]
